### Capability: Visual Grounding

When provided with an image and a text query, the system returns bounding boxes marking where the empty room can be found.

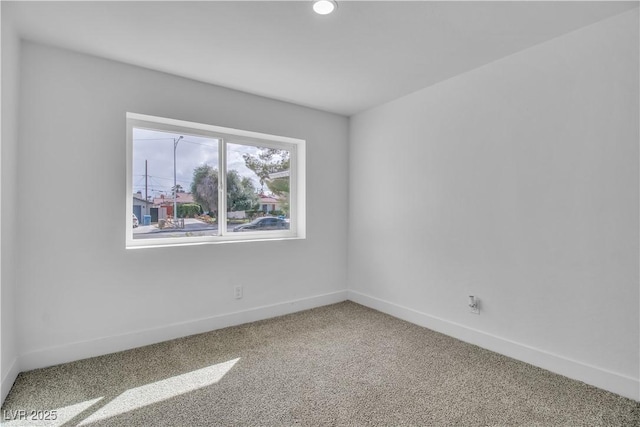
[1,1,639,425]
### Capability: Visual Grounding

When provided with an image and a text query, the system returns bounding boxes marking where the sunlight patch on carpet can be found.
[77,358,240,425]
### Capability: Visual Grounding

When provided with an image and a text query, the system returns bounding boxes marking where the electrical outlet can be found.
[468,295,480,314]
[234,285,243,299]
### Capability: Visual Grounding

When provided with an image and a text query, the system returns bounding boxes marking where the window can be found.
[126,113,305,248]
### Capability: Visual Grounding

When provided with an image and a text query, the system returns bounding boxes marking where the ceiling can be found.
[4,1,638,116]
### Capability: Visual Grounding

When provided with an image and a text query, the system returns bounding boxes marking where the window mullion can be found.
[218,138,227,236]
[289,145,297,233]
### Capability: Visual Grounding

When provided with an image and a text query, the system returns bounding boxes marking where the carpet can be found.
[2,301,639,426]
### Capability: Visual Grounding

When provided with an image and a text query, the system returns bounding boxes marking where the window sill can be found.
[126,233,305,250]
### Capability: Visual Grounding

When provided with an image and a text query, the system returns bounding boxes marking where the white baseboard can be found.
[1,356,20,405]
[11,289,639,403]
[20,290,348,373]
[347,290,639,401]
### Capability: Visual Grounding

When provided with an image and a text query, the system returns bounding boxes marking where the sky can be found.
[132,128,267,199]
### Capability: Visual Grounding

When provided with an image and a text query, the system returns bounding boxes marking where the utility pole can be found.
[173,136,183,222]
[145,160,148,203]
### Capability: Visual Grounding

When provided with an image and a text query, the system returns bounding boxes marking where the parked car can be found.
[233,216,288,232]
[132,214,139,228]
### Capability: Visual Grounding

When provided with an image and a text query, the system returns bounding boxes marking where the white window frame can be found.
[126,113,306,249]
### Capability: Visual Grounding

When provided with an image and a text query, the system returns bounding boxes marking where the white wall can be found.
[3,4,638,406]
[349,9,639,399]
[15,42,348,370]
[1,12,21,403]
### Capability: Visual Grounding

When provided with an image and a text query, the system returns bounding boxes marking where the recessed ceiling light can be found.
[313,0,337,15]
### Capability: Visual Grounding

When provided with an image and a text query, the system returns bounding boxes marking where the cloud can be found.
[133,128,264,197]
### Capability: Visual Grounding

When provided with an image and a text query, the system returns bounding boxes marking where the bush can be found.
[245,209,258,219]
[198,214,216,224]
[177,203,202,218]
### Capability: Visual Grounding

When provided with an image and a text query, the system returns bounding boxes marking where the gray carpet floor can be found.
[2,301,639,426]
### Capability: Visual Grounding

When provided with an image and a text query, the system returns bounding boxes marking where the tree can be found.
[227,171,258,212]
[265,176,289,195]
[242,149,290,194]
[171,184,184,195]
[191,165,258,215]
[243,148,290,214]
[191,165,218,214]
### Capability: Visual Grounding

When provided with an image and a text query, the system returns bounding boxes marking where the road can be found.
[132,218,238,239]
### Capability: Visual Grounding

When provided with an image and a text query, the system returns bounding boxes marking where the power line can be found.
[181,139,218,148]
[134,174,191,184]
[134,138,217,149]
[132,186,168,192]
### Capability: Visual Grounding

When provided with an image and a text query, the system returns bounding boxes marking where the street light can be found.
[173,136,183,224]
